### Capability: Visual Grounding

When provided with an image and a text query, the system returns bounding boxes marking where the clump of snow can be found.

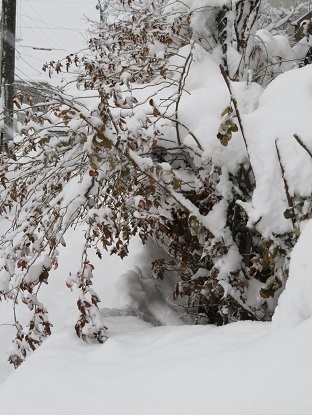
[243,64,312,236]
[252,29,294,83]
[170,42,311,238]
[166,0,229,11]
[205,199,228,238]
[272,220,312,329]
[293,34,312,61]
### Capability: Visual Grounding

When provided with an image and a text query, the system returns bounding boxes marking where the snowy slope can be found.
[0,317,312,415]
[243,65,312,236]
[0,221,312,414]
[273,220,312,328]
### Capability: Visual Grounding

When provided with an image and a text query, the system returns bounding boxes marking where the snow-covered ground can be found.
[0,220,312,414]
[1,318,311,415]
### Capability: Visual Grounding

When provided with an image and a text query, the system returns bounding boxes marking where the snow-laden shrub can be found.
[0,0,311,366]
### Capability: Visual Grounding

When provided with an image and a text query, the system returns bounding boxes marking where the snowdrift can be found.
[273,220,312,328]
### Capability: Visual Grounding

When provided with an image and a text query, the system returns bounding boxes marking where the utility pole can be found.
[0,0,17,143]
[96,0,108,24]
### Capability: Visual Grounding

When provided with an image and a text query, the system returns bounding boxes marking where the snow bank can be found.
[243,64,312,236]
[175,44,262,173]
[167,0,229,10]
[293,34,312,61]
[1,317,312,415]
[273,220,312,328]
[168,43,312,238]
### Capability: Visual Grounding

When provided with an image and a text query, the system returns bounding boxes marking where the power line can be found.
[17,55,45,76]
[19,5,63,49]
[19,13,84,32]
[14,69,55,102]
[25,0,65,48]
[15,67,52,93]
[16,0,22,41]
[19,15,56,49]
[12,1,96,84]
[19,26,85,32]
[17,50,52,62]
[15,66,41,81]
[18,44,66,51]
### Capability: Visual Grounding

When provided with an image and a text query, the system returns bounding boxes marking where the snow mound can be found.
[243,65,312,236]
[2,317,312,415]
[273,220,312,328]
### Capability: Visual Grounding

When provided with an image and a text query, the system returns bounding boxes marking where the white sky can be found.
[13,0,99,82]
[5,0,298,84]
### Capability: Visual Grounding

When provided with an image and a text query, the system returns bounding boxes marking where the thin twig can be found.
[293,134,312,158]
[175,46,194,147]
[275,140,295,228]
[220,65,254,177]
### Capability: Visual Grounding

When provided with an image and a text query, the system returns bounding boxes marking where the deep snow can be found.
[1,316,312,415]
[0,220,312,414]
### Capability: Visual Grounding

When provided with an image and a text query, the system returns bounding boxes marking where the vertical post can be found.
[96,0,108,24]
[0,0,17,142]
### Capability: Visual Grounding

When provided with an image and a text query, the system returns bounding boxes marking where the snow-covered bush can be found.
[0,0,311,366]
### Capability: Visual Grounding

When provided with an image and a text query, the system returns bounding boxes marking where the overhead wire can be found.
[15,67,56,99]
[16,0,23,42]
[13,0,98,99]
[16,56,44,77]
[17,1,91,64]
[19,25,86,33]
[19,5,63,49]
[19,14,84,32]
[16,49,45,63]
[15,67,47,90]
[25,0,65,48]
[18,44,66,51]
[19,14,56,49]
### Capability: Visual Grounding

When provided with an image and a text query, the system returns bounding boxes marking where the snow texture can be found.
[1,317,312,415]
[1,218,312,413]
[243,65,312,236]
[273,220,312,328]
